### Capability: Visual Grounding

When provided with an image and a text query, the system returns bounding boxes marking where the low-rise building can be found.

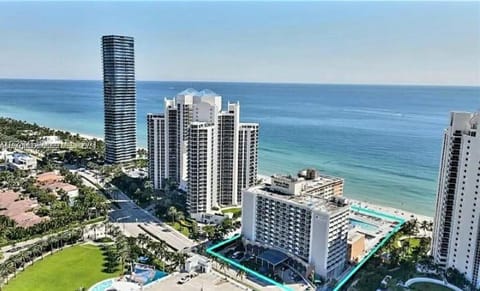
[40,182,79,205]
[184,254,212,273]
[242,169,349,279]
[36,171,63,185]
[192,212,233,225]
[41,135,63,147]
[6,152,37,171]
[0,190,47,227]
[347,231,365,263]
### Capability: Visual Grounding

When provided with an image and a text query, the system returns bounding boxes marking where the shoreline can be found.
[30,124,150,151]
[2,115,435,219]
[257,174,433,223]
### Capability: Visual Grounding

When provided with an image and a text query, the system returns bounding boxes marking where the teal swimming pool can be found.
[89,279,113,291]
[350,218,378,232]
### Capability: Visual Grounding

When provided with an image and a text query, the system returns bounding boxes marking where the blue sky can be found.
[0,1,478,85]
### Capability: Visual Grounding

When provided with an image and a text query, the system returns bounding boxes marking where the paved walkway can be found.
[404,277,463,291]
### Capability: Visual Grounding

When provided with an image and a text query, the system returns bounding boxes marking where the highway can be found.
[76,170,196,251]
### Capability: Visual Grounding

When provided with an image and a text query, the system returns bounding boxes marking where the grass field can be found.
[4,244,121,291]
[409,282,453,290]
[167,221,191,237]
[221,207,242,218]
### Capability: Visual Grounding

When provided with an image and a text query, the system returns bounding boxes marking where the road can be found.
[76,170,196,251]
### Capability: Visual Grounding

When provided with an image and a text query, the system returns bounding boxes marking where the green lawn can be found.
[221,207,242,218]
[168,221,191,237]
[409,282,453,291]
[4,244,121,291]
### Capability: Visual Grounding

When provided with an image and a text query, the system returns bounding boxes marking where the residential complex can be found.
[5,152,37,171]
[432,111,480,288]
[147,89,258,219]
[241,169,349,279]
[102,35,137,164]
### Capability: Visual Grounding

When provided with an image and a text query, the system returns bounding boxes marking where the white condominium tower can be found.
[432,111,480,288]
[188,122,216,214]
[147,89,259,217]
[237,123,259,204]
[242,169,348,279]
[147,114,165,190]
[217,103,240,206]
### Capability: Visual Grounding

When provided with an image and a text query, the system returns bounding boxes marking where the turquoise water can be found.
[89,279,113,291]
[350,218,378,232]
[147,270,168,284]
[0,79,478,216]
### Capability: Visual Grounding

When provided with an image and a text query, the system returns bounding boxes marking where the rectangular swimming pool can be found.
[350,218,379,232]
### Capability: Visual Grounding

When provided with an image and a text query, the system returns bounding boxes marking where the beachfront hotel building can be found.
[241,169,349,279]
[102,35,137,164]
[432,111,480,288]
[147,89,258,219]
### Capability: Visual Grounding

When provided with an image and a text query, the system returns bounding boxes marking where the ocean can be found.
[0,79,479,216]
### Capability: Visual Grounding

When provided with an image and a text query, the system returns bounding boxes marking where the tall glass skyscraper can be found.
[102,35,137,164]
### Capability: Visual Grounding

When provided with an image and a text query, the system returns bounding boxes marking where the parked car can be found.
[177,276,189,284]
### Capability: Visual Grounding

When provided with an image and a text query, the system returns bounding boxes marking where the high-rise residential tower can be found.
[147,114,165,190]
[147,89,259,219]
[187,122,217,215]
[432,111,480,288]
[237,123,259,205]
[102,35,137,164]
[218,103,240,205]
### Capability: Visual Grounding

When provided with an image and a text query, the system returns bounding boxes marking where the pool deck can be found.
[148,272,248,291]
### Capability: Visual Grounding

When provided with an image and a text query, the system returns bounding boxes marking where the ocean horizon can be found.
[1,79,479,216]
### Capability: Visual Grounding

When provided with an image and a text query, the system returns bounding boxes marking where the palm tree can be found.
[47,236,56,254]
[420,220,429,236]
[176,211,185,222]
[218,260,227,273]
[0,263,8,288]
[172,252,188,271]
[167,206,177,223]
[90,224,98,241]
[236,269,246,280]
[117,243,128,275]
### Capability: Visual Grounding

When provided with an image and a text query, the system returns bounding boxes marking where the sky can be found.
[0,1,479,86]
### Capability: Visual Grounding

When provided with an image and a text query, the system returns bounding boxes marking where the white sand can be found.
[348,199,433,223]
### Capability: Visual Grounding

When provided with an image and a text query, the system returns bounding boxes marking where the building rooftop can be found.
[257,249,289,266]
[11,152,31,159]
[250,184,348,214]
[177,88,219,98]
[347,231,365,243]
[36,171,63,184]
[0,190,46,227]
[40,182,78,193]
[263,168,343,198]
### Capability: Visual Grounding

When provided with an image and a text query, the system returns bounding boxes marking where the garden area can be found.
[221,207,242,220]
[345,219,475,291]
[3,244,121,291]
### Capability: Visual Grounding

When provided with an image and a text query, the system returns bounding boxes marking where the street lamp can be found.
[116,216,130,233]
